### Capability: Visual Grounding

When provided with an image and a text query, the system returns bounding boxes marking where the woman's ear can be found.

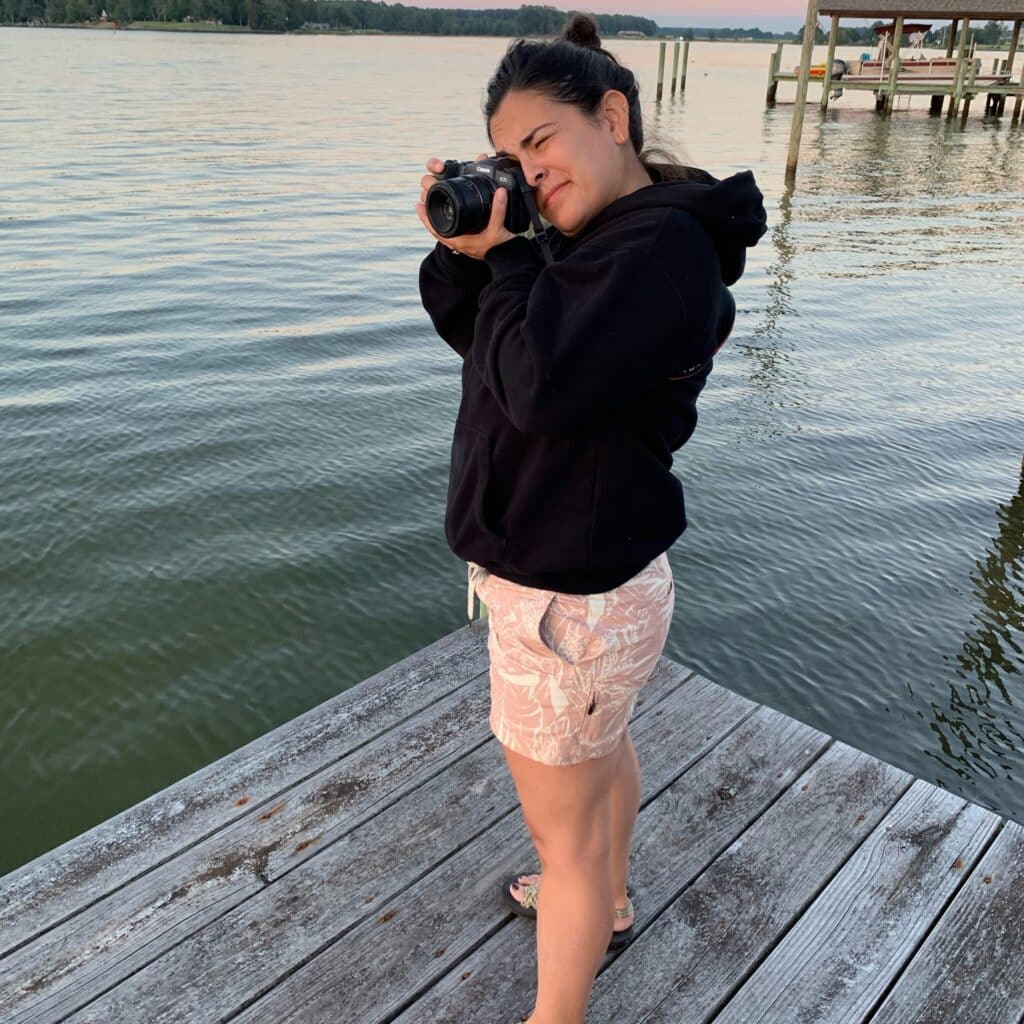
[601,89,631,141]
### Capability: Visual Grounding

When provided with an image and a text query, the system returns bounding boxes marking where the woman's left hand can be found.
[416,162,516,260]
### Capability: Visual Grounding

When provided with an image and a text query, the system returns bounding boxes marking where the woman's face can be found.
[488,87,647,237]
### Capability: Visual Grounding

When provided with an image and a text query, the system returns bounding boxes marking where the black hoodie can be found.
[419,166,767,594]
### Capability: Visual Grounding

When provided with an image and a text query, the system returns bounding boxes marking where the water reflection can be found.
[927,458,1024,785]
[804,105,1024,200]
[733,181,801,444]
[746,181,795,349]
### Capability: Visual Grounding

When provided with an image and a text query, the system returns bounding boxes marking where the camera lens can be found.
[426,175,493,237]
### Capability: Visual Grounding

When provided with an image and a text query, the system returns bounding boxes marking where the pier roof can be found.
[819,0,1023,17]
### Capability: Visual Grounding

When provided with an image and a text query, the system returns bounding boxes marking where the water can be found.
[1,29,1021,877]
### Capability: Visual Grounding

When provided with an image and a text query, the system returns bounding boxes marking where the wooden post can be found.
[785,0,818,183]
[884,16,904,116]
[961,57,979,121]
[932,17,958,111]
[656,40,666,101]
[821,14,839,110]
[671,40,680,96]
[766,42,783,106]
[947,18,970,119]
[681,41,689,91]
[1004,20,1021,117]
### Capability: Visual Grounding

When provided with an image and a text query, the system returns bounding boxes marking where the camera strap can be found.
[522,189,555,266]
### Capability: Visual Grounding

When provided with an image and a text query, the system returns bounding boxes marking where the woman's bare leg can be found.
[501,741,621,1024]
[509,731,636,920]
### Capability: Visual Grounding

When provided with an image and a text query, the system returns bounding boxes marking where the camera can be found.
[426,157,536,238]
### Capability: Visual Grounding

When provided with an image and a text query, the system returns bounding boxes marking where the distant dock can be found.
[3,623,1024,1022]
[779,3,1024,180]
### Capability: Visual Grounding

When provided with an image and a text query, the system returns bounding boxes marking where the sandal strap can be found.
[516,879,631,918]
[520,881,540,910]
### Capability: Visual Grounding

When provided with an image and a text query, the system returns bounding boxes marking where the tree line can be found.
[2,0,655,32]
[0,0,1015,49]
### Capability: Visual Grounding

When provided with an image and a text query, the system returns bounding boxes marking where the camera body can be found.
[426,157,536,238]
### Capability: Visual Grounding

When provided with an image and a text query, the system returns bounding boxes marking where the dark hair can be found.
[483,12,698,182]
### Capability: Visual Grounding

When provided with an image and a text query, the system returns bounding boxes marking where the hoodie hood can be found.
[553,166,768,286]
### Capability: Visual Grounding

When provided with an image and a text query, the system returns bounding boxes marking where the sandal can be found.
[500,872,636,951]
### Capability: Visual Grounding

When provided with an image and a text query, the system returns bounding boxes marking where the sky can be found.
[404,4,898,32]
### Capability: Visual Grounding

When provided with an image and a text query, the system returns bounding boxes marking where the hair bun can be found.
[563,12,602,51]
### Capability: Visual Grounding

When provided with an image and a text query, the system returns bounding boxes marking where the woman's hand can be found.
[416,155,516,260]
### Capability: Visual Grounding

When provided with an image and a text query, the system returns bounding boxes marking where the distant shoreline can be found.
[5,23,792,42]
[8,22,1015,50]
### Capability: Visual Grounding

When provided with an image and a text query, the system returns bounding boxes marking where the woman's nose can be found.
[519,158,545,186]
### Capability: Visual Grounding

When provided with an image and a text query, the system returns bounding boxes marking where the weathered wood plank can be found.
[96,671,757,1024]
[708,780,1001,1024]
[869,820,1024,1024]
[580,741,914,1023]
[1,634,495,1022]
[383,702,832,1024]
[0,625,489,959]
[4,656,695,1023]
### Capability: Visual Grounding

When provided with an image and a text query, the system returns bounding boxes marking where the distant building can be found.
[617,30,646,39]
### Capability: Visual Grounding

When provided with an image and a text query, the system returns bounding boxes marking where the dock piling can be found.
[766,42,783,106]
[671,40,680,96]
[961,58,979,122]
[884,16,904,116]
[785,0,819,182]
[1005,20,1021,117]
[656,40,666,101]
[681,41,689,92]
[931,17,958,113]
[821,15,839,110]
[947,18,971,119]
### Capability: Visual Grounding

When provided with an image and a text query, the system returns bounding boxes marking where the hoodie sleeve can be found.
[418,241,493,359]
[469,208,723,434]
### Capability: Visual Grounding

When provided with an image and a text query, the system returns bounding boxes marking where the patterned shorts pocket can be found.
[537,593,602,666]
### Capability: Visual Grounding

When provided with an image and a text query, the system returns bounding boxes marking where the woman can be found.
[416,14,766,1024]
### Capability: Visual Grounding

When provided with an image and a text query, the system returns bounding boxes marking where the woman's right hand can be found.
[418,153,515,259]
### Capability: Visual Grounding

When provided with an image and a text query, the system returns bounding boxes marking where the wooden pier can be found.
[779,1,1024,181]
[3,622,1024,1023]
[768,40,1024,120]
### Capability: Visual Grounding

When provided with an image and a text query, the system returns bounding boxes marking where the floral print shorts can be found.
[467,553,675,766]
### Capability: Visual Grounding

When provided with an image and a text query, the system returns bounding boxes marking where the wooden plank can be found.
[0,625,488,958]
[0,635,498,1023]
[869,820,1024,1023]
[235,704,819,1024]
[390,704,833,1024]
[4,656,697,1024]
[56,665,727,1024]
[707,780,1001,1023]
[581,741,914,1023]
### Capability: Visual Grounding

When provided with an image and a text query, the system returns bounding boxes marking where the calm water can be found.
[1,29,1022,876]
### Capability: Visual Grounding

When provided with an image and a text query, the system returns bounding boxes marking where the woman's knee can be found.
[532,776,616,865]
